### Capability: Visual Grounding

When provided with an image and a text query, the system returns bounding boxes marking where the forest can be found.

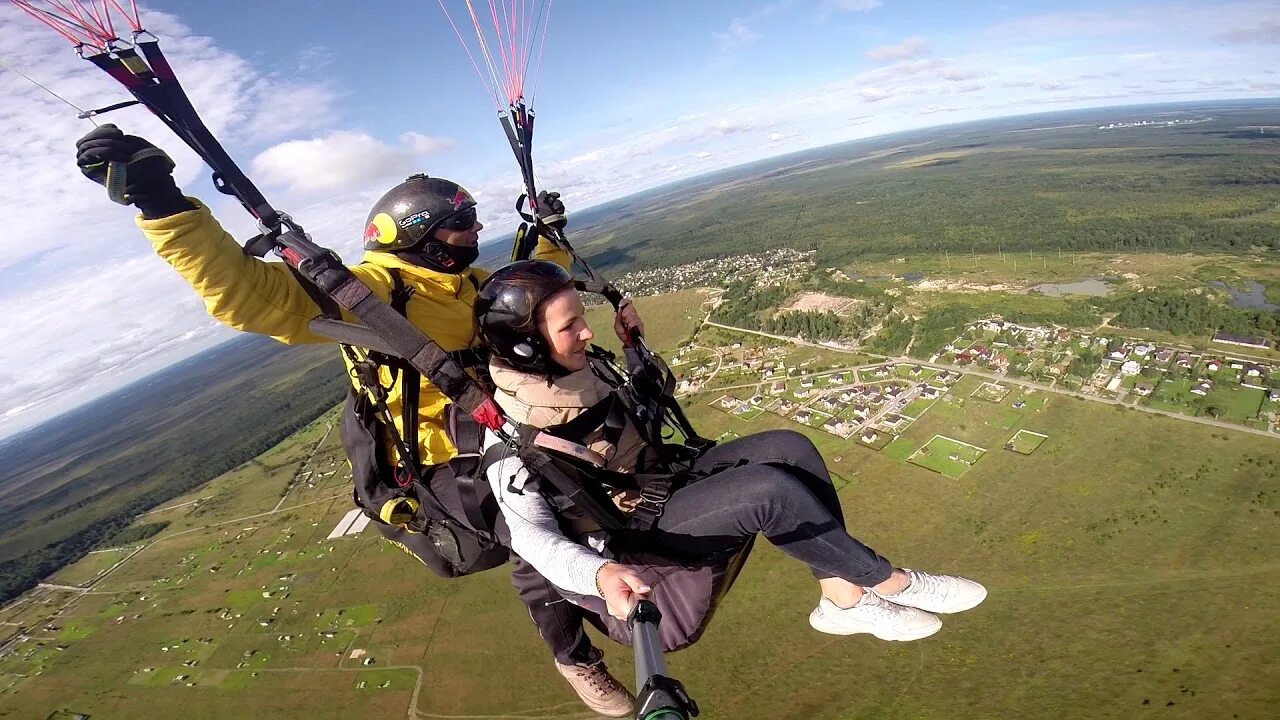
[571,102,1280,276]
[0,336,346,604]
[1108,289,1280,340]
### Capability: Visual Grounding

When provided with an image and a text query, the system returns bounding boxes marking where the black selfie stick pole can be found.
[629,599,699,720]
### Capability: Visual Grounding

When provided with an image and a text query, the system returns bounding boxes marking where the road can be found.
[272,420,336,513]
[135,496,212,519]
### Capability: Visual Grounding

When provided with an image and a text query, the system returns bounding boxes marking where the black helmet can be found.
[363,173,477,252]
[475,260,576,373]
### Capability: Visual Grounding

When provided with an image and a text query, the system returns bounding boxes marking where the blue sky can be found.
[0,0,1277,437]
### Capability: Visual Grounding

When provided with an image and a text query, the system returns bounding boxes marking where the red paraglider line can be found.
[507,0,519,100]
[464,0,508,108]
[437,0,501,111]
[86,0,114,41]
[11,1,102,46]
[10,2,84,45]
[46,0,108,43]
[486,0,514,104]
[106,0,141,32]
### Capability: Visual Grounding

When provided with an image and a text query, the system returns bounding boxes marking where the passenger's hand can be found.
[596,562,651,620]
[537,190,566,229]
[613,298,645,347]
[610,488,644,513]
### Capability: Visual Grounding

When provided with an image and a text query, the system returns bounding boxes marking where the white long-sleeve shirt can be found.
[484,430,611,598]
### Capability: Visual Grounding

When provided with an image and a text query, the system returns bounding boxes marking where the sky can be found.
[0,0,1277,438]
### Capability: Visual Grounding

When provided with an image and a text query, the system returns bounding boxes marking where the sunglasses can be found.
[436,206,478,231]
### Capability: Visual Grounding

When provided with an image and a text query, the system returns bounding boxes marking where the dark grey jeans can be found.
[515,429,894,662]
[640,429,893,586]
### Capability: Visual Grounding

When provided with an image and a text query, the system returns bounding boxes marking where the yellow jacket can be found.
[139,200,571,466]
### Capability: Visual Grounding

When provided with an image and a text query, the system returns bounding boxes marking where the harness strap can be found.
[447,402,495,535]
[387,271,422,478]
[515,426,628,531]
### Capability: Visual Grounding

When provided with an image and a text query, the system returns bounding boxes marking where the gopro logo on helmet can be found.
[399,209,432,228]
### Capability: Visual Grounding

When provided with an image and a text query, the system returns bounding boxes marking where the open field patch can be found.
[972,382,1011,403]
[778,292,866,316]
[1006,429,1049,455]
[886,149,976,169]
[1204,385,1265,422]
[315,604,381,630]
[46,547,133,588]
[354,668,417,691]
[908,434,988,478]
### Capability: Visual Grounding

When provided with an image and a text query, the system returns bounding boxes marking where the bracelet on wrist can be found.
[594,561,617,597]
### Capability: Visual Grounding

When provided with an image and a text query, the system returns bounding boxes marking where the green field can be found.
[1,354,1278,719]
[1204,384,1266,422]
[1006,429,1049,455]
[1148,376,1197,413]
[972,382,1011,403]
[908,435,988,478]
[46,547,133,588]
[584,289,707,357]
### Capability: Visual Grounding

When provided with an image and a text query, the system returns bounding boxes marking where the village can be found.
[611,248,816,297]
[672,315,1280,448]
[933,319,1280,431]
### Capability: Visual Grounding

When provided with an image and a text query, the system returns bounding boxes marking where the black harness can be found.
[340,269,500,546]
[487,347,715,534]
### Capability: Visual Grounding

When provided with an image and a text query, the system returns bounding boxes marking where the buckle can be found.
[393,464,415,489]
[639,483,671,504]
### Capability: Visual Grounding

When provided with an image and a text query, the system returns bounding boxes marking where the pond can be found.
[1028,278,1114,297]
[1210,280,1279,311]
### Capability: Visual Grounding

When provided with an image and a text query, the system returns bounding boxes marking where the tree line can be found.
[1108,290,1279,341]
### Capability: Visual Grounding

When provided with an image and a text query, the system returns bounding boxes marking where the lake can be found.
[1210,280,1279,311]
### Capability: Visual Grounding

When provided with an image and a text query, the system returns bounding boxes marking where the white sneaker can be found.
[808,592,941,641]
[875,569,987,614]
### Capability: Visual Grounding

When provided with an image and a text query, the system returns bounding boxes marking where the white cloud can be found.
[859,87,893,102]
[0,4,338,435]
[941,67,980,81]
[695,150,713,159]
[251,130,455,195]
[0,256,233,435]
[866,36,931,62]
[403,132,457,154]
[714,19,760,52]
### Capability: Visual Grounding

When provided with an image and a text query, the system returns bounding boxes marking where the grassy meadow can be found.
[2,365,1276,720]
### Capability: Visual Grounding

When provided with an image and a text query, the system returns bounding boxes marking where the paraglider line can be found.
[464,0,510,110]
[437,0,502,111]
[0,53,97,124]
[529,0,551,105]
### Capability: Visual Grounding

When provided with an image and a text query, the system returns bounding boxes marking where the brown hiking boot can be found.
[554,658,635,717]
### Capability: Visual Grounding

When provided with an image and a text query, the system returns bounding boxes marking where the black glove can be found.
[76,124,193,219]
[537,190,567,230]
